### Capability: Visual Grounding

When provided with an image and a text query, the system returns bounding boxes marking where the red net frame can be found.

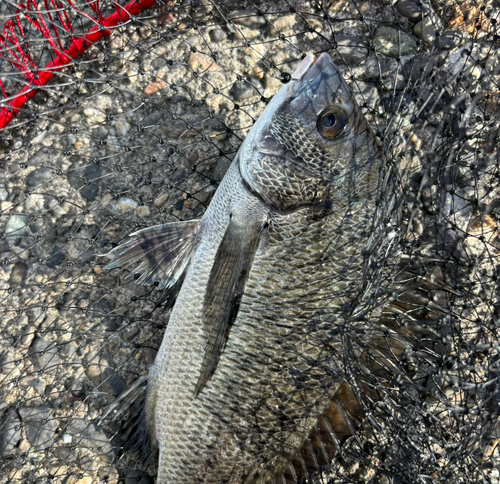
[0,0,162,130]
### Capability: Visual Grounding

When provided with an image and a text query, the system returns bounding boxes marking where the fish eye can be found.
[316,106,349,139]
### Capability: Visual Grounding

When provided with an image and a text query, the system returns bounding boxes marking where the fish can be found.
[103,52,406,483]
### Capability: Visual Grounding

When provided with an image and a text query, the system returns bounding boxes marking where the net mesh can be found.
[0,0,499,482]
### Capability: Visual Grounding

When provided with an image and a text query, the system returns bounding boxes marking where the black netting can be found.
[0,0,499,483]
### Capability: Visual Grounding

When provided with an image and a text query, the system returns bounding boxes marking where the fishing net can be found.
[0,0,499,482]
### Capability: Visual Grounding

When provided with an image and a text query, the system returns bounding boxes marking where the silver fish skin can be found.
[105,53,390,483]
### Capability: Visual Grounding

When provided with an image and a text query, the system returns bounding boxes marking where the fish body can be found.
[105,53,395,483]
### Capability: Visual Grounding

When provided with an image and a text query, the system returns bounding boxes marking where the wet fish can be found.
[104,53,400,483]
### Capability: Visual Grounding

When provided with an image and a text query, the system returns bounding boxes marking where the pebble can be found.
[122,325,140,342]
[188,52,219,72]
[114,197,138,213]
[229,10,266,29]
[144,80,165,95]
[25,193,45,212]
[18,406,56,450]
[26,167,52,188]
[154,193,170,208]
[84,351,127,397]
[397,0,422,23]
[414,17,437,45]
[213,156,233,182]
[28,337,60,373]
[0,408,21,457]
[142,111,163,126]
[229,81,256,102]
[4,215,28,236]
[334,35,369,66]
[115,120,131,136]
[67,162,102,201]
[9,261,28,287]
[306,18,323,32]
[32,378,46,396]
[0,352,15,374]
[136,205,151,218]
[267,14,296,36]
[21,325,36,346]
[28,147,57,167]
[92,299,114,319]
[46,246,66,269]
[438,30,463,50]
[374,26,418,58]
[209,28,227,42]
[84,107,106,125]
[205,94,232,115]
[65,418,111,448]
[0,185,9,201]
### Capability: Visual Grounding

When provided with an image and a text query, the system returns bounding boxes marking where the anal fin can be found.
[99,374,153,463]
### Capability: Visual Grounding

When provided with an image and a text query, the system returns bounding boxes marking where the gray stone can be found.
[414,16,438,45]
[0,352,14,374]
[67,162,101,201]
[267,14,296,36]
[122,325,140,342]
[209,28,227,42]
[374,26,418,58]
[26,167,52,188]
[4,214,28,235]
[213,156,232,181]
[0,408,21,456]
[9,261,28,287]
[46,246,65,269]
[125,470,155,484]
[334,35,368,66]
[114,197,138,213]
[115,120,131,136]
[100,367,127,397]
[229,81,255,102]
[91,299,115,318]
[18,406,56,450]
[29,337,60,373]
[65,418,110,448]
[32,378,46,396]
[229,10,266,28]
[354,81,381,109]
[60,341,78,357]
[438,30,463,50]
[142,111,163,126]
[28,147,57,167]
[397,0,422,23]
[0,185,8,201]
[20,325,36,346]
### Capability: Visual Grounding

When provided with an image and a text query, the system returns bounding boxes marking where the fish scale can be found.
[104,53,404,483]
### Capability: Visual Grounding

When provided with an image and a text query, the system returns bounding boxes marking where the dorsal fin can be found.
[102,220,200,290]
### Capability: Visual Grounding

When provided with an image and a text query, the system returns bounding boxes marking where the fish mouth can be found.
[290,52,336,97]
[291,53,318,81]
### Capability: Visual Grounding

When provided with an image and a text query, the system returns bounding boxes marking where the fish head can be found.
[239,53,380,212]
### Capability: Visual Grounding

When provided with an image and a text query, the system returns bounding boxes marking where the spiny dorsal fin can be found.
[102,220,200,290]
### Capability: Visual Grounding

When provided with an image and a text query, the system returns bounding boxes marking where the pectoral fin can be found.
[103,220,200,290]
[195,215,267,395]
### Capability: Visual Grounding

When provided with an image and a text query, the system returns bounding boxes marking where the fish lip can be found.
[290,52,333,97]
[291,53,317,81]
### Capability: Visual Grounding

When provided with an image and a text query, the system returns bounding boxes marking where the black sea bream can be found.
[105,53,399,483]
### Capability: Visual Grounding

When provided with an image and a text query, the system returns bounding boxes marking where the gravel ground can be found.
[0,0,499,482]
